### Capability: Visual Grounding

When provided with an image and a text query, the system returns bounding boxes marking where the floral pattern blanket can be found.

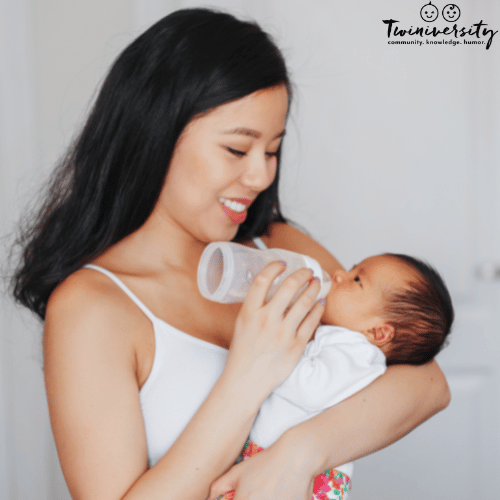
[215,440,351,500]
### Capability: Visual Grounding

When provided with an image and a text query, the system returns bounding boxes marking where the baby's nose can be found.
[333,270,345,283]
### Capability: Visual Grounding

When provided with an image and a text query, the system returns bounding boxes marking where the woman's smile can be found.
[219,197,252,224]
[155,84,289,243]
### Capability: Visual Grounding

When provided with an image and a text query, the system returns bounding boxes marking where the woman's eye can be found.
[266,151,278,158]
[227,147,246,157]
[354,276,362,285]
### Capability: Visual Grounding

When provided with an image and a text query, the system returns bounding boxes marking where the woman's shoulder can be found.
[262,222,311,248]
[44,267,148,363]
[43,268,151,497]
[262,222,345,275]
[47,267,128,322]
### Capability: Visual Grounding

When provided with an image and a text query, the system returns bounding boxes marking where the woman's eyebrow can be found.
[221,127,286,140]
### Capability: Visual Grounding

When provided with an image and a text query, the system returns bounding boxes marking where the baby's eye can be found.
[227,147,246,157]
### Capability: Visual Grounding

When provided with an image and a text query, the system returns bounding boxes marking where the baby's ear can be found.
[367,323,394,347]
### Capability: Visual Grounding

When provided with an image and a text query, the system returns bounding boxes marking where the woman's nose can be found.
[240,155,276,192]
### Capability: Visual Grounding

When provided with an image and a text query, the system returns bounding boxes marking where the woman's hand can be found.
[209,437,314,500]
[222,262,325,402]
[43,263,322,500]
[209,361,450,500]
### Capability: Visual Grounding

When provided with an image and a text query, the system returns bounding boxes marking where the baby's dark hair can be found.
[382,254,454,365]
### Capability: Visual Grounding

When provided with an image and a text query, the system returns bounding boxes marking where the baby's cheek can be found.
[320,298,337,325]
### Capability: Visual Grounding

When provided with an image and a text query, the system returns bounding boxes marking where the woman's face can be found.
[156,84,289,243]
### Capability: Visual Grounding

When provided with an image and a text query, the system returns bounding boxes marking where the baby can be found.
[214,252,454,500]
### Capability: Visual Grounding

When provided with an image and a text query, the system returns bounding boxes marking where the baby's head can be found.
[322,254,454,365]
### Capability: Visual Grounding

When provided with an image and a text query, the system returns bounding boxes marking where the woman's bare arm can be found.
[262,222,450,413]
[284,358,450,473]
[208,222,450,499]
[210,360,449,500]
[44,262,324,500]
[261,222,345,279]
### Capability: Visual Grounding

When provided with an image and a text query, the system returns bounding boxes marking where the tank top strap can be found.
[252,236,268,250]
[84,264,157,323]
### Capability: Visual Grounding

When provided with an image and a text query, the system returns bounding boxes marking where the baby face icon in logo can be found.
[420,2,439,22]
[442,4,461,22]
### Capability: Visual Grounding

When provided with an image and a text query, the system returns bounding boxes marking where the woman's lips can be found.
[219,197,252,224]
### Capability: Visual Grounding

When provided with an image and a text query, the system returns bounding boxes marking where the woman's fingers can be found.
[229,264,325,394]
[211,446,315,500]
[283,277,322,329]
[265,267,316,314]
[242,263,321,319]
[295,300,325,344]
[241,261,287,312]
[208,463,242,500]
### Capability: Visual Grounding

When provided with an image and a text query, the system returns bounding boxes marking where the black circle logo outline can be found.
[420,2,440,22]
[442,4,461,22]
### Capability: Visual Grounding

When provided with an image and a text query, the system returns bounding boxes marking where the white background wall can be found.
[1,1,499,499]
[1,2,134,498]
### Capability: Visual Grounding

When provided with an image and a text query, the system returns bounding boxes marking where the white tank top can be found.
[84,237,267,466]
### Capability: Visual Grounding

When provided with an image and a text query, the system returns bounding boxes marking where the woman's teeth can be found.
[219,198,246,213]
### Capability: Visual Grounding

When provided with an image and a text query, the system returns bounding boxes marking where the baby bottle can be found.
[197,241,332,304]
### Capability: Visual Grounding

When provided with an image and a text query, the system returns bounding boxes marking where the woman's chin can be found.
[196,222,240,245]
[216,224,240,242]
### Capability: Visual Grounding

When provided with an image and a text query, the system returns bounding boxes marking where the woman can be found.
[12,8,450,500]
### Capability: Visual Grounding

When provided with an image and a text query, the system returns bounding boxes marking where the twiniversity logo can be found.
[383,2,497,50]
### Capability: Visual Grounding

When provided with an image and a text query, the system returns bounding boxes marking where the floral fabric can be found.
[215,440,350,500]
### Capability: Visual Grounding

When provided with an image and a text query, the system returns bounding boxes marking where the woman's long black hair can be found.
[11,8,291,321]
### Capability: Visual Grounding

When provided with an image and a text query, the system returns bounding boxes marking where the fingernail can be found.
[313,276,320,283]
[318,298,326,306]
[278,260,287,267]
